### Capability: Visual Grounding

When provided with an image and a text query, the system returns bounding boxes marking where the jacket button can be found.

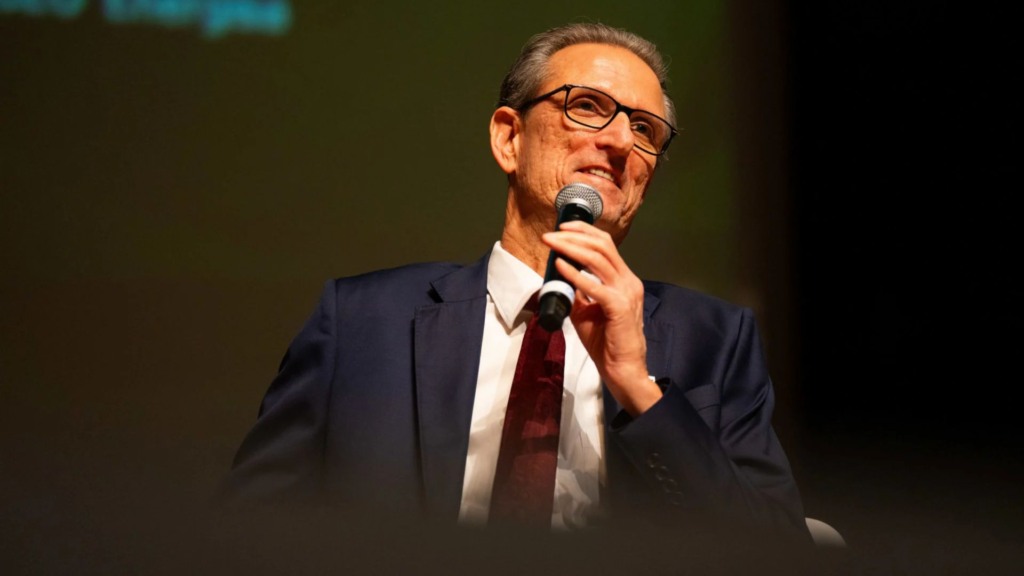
[661,477,679,492]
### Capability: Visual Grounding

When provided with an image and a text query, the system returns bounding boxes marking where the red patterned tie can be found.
[489,293,566,527]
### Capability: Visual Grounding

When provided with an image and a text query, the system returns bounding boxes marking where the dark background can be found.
[2,1,1021,573]
[786,2,1021,573]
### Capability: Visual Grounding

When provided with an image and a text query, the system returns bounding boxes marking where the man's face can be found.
[508,43,666,243]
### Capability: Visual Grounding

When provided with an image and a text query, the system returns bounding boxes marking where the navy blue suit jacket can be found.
[223,251,808,538]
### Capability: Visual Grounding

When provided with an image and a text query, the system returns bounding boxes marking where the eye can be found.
[631,120,654,137]
[567,96,608,117]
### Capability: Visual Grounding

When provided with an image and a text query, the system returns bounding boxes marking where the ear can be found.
[489,106,521,175]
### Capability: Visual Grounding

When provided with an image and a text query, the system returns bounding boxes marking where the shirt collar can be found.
[486,241,543,329]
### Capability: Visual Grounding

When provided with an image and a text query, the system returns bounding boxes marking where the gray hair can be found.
[497,22,676,128]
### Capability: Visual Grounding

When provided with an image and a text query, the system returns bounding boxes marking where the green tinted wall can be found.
[2,1,737,290]
[1,0,771,534]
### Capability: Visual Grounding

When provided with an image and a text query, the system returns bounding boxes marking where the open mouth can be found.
[582,167,616,184]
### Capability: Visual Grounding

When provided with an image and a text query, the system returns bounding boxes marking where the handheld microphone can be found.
[537,183,604,331]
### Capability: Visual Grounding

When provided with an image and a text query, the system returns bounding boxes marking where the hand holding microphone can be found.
[537,182,659,415]
[537,183,603,332]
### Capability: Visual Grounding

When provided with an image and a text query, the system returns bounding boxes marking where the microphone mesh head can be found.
[554,183,603,220]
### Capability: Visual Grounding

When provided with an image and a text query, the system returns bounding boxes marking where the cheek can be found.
[627,157,656,186]
[529,128,571,170]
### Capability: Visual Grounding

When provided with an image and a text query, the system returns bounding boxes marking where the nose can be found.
[595,110,636,155]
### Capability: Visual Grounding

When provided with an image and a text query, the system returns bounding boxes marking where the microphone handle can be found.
[537,203,594,331]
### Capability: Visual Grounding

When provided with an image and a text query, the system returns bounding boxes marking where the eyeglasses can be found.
[519,84,678,156]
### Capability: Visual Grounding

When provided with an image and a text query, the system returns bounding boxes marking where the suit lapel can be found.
[414,252,490,519]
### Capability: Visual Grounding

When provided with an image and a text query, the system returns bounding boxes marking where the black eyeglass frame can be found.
[517,83,678,156]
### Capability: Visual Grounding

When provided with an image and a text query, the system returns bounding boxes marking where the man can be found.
[222,22,809,542]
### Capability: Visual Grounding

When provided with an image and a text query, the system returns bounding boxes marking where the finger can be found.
[549,222,628,274]
[554,251,645,315]
[556,220,623,260]
[542,231,622,281]
[554,257,611,304]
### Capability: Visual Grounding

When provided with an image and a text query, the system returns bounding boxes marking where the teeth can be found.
[585,168,614,182]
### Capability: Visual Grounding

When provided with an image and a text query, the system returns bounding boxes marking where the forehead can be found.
[544,43,665,115]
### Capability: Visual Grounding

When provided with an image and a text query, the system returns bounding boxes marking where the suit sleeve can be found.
[218,280,337,504]
[606,307,810,541]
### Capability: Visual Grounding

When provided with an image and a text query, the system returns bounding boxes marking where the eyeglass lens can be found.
[563,86,670,154]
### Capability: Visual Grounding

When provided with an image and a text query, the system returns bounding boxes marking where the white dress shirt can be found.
[458,241,605,530]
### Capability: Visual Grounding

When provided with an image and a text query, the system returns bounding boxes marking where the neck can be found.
[500,229,547,277]
[500,192,555,276]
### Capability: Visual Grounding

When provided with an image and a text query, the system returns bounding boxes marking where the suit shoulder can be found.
[642,279,744,313]
[642,279,756,332]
